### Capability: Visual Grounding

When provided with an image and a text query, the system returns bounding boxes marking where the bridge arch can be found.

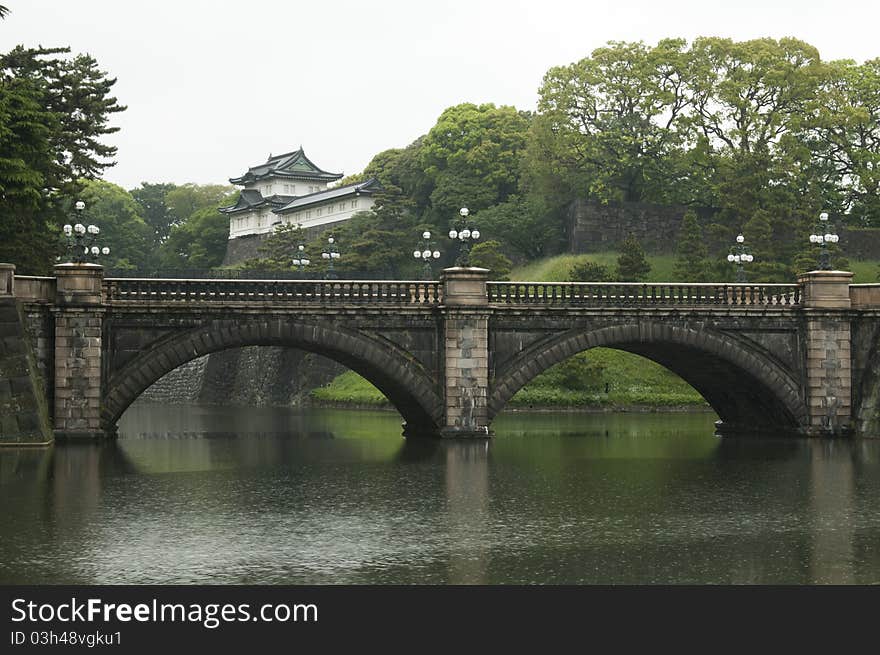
[102,318,444,436]
[489,321,808,433]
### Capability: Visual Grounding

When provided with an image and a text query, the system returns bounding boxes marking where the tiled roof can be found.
[219,190,295,214]
[274,178,380,214]
[229,148,343,185]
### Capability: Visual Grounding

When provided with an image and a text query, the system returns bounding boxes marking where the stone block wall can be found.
[22,305,53,400]
[850,316,880,437]
[138,346,346,408]
[0,298,53,444]
[53,309,103,436]
[568,200,880,260]
[568,199,717,254]
[443,312,490,434]
[804,317,852,433]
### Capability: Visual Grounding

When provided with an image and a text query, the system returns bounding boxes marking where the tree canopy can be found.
[0,45,125,273]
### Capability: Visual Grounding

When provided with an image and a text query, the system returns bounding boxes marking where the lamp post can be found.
[62,201,110,264]
[726,234,753,283]
[413,230,441,280]
[321,235,340,279]
[292,243,311,276]
[809,211,839,271]
[448,207,480,267]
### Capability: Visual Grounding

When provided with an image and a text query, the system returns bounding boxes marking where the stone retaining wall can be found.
[0,298,53,444]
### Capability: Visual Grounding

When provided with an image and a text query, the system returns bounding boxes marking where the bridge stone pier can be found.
[2,261,880,445]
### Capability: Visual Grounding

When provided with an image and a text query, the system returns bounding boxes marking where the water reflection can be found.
[0,403,878,584]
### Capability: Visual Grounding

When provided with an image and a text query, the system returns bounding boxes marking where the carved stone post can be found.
[440,267,491,438]
[798,270,853,437]
[52,263,106,439]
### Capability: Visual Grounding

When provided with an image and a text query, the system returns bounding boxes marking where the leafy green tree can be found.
[469,240,512,279]
[686,37,825,224]
[0,73,55,271]
[420,103,531,219]
[472,196,564,260]
[806,58,880,226]
[159,206,231,270]
[0,45,125,273]
[569,260,611,282]
[130,182,178,247]
[673,210,709,280]
[77,179,152,270]
[616,234,651,281]
[165,183,234,224]
[529,39,692,205]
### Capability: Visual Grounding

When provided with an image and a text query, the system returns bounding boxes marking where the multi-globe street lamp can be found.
[448,207,480,267]
[62,201,110,264]
[413,230,441,279]
[321,236,340,279]
[809,212,839,270]
[292,243,311,274]
[726,234,753,283]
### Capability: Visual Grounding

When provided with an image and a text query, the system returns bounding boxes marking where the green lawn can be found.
[511,252,675,282]
[510,252,880,283]
[848,259,880,284]
[311,370,388,406]
[312,350,706,410]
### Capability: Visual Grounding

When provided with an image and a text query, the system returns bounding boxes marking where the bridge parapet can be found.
[104,278,443,305]
[850,284,880,308]
[13,276,55,303]
[487,281,802,307]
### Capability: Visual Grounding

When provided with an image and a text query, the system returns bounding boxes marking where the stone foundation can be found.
[0,295,53,445]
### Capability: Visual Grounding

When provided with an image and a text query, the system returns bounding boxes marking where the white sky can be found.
[2,0,878,190]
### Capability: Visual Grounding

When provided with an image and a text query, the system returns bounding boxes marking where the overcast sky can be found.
[2,0,878,190]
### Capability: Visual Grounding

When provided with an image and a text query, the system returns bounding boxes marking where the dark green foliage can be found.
[568,260,611,282]
[616,234,651,281]
[130,182,178,247]
[673,210,708,281]
[473,196,564,260]
[311,211,418,278]
[420,103,531,218]
[248,223,306,270]
[0,45,125,273]
[469,240,512,280]
[159,204,233,270]
[78,179,152,270]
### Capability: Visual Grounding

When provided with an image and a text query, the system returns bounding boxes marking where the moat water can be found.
[1,404,879,584]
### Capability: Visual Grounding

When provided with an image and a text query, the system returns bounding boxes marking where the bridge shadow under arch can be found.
[103,319,444,437]
[489,321,808,435]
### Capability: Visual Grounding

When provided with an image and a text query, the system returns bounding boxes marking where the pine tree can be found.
[469,240,512,280]
[673,210,708,280]
[0,46,126,273]
[616,233,651,281]
[255,223,306,270]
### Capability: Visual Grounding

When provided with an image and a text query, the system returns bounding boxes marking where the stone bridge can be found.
[2,263,879,444]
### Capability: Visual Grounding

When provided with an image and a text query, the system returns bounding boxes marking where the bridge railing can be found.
[487,282,802,307]
[104,278,443,305]
[12,275,55,302]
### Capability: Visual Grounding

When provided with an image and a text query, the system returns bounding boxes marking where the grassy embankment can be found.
[311,252,880,410]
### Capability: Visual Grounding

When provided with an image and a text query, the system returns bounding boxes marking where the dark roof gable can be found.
[229,147,343,185]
